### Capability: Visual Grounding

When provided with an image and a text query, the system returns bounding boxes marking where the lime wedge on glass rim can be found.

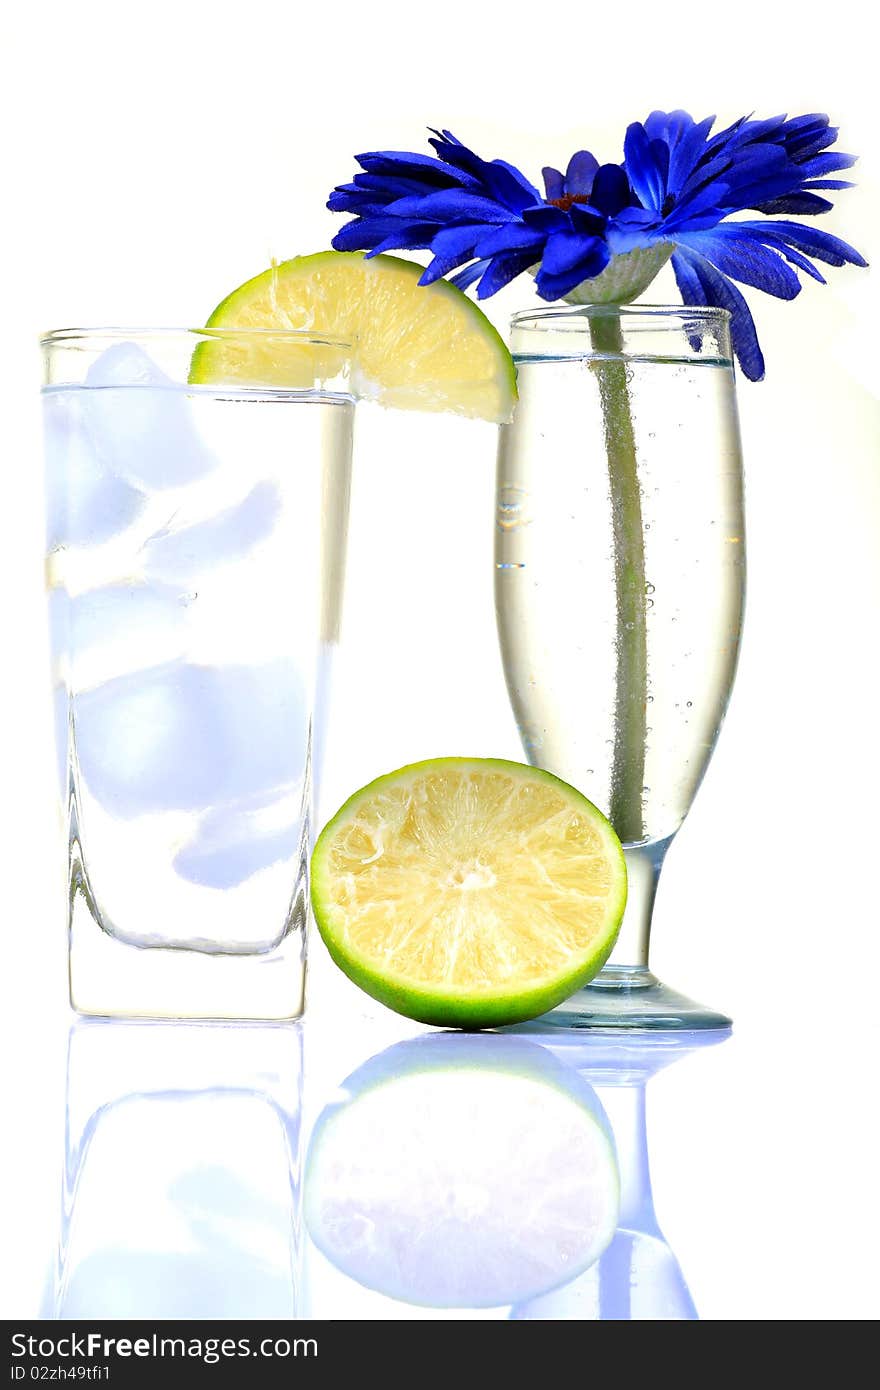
[311,758,627,1029]
[190,250,517,421]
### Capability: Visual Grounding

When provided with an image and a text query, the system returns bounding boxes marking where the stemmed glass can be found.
[496,305,745,1027]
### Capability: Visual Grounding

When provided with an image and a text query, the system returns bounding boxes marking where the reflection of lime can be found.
[311,757,627,1029]
[192,250,517,421]
[305,1035,619,1309]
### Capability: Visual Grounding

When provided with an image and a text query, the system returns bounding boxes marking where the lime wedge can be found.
[311,757,627,1029]
[192,250,517,421]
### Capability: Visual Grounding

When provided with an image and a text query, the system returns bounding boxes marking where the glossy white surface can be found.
[1,0,878,1324]
[2,947,877,1322]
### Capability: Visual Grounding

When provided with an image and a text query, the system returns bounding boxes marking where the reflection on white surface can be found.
[53,1021,302,1319]
[305,1029,727,1320]
[49,1021,727,1321]
[511,1030,728,1320]
[304,1034,620,1316]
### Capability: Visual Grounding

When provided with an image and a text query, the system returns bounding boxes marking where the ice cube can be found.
[44,389,145,548]
[82,343,217,489]
[143,481,282,582]
[67,582,190,686]
[174,792,299,888]
[72,659,307,817]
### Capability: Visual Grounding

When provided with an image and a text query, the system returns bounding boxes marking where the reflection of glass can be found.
[53,1021,302,1318]
[510,1030,727,1319]
[496,307,744,1028]
[303,1034,619,1317]
[42,329,354,1018]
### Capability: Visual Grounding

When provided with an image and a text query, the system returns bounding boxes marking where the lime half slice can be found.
[192,250,516,421]
[311,757,627,1029]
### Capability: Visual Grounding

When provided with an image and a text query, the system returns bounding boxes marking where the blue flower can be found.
[328,115,865,381]
[614,111,866,377]
[328,130,547,296]
[328,130,627,301]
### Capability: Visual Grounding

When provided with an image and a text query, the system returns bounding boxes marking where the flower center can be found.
[546,193,591,211]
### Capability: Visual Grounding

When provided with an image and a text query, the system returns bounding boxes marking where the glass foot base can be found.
[529,967,732,1032]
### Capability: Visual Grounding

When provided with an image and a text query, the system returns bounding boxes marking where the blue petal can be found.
[797,150,858,177]
[721,226,827,283]
[535,242,610,299]
[568,203,608,235]
[662,181,731,230]
[327,188,387,215]
[564,150,600,196]
[523,204,572,232]
[673,228,802,299]
[672,248,765,381]
[331,217,434,252]
[623,122,666,210]
[671,246,708,306]
[351,171,456,198]
[542,165,566,200]
[387,190,520,223]
[357,150,478,188]
[541,229,607,277]
[476,249,545,298]
[731,219,866,268]
[449,260,487,291]
[644,109,696,145]
[368,228,440,256]
[491,159,545,209]
[418,225,484,283]
[753,193,833,216]
[474,224,545,258]
[606,209,664,255]
[428,131,543,211]
[679,153,734,200]
[667,116,715,194]
[589,164,631,216]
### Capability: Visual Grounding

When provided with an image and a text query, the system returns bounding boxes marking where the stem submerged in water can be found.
[589,312,647,844]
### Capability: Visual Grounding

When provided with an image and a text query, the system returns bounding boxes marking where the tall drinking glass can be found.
[495,306,745,1028]
[42,328,354,1020]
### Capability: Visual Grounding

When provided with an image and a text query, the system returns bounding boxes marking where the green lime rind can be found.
[310,756,627,1030]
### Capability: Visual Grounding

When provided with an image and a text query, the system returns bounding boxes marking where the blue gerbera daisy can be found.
[328,113,865,380]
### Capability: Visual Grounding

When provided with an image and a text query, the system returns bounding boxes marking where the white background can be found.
[1,0,878,1321]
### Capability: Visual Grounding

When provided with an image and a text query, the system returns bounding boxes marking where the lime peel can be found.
[193,250,517,423]
[311,757,627,1029]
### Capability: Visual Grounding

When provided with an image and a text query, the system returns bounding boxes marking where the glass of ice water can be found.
[42,328,354,1020]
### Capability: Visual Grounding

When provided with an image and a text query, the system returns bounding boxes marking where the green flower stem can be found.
[589,311,647,844]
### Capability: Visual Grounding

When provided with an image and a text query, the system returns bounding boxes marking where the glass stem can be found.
[589,312,647,845]
[596,1083,660,1235]
[601,836,671,975]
